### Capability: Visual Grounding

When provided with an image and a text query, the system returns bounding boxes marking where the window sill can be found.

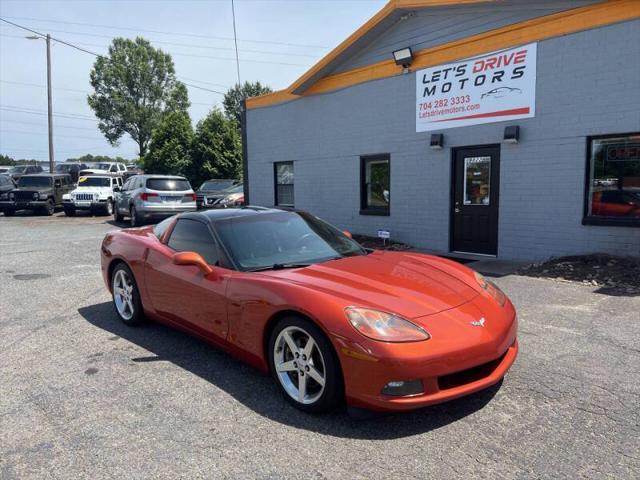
[360,209,390,216]
[582,216,640,228]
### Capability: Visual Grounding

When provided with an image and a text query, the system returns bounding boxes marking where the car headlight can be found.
[39,192,48,200]
[474,272,506,306]
[9,192,14,200]
[0,193,7,200]
[345,307,430,342]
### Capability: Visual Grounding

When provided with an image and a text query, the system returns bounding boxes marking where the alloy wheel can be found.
[273,326,326,405]
[113,269,135,320]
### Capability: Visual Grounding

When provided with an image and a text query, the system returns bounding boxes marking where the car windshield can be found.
[18,176,51,187]
[146,178,191,191]
[54,164,74,172]
[223,184,243,194]
[93,163,112,170]
[215,211,367,271]
[9,166,27,173]
[78,176,111,187]
[200,180,235,191]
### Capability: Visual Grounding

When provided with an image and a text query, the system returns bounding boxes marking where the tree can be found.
[88,37,190,159]
[188,109,242,188]
[65,154,129,163]
[144,111,194,176]
[0,154,15,165]
[223,81,272,126]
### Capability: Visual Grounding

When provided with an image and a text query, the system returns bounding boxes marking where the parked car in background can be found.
[0,175,17,213]
[100,207,518,413]
[0,165,12,174]
[125,164,144,177]
[201,184,244,209]
[54,163,87,183]
[0,174,73,216]
[79,162,127,177]
[196,179,240,209]
[591,190,640,217]
[113,174,196,227]
[6,165,43,181]
[63,174,123,216]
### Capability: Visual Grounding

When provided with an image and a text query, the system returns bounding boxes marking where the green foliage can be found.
[188,109,242,188]
[0,153,15,165]
[223,81,272,126]
[65,154,129,164]
[87,37,190,159]
[144,111,194,176]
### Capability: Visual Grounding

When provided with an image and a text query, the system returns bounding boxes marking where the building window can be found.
[361,155,390,215]
[584,133,640,227]
[274,161,294,206]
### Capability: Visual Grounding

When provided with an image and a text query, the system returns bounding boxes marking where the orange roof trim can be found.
[247,0,640,110]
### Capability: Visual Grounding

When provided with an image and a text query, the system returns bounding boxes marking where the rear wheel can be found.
[268,316,343,413]
[111,263,144,326]
[129,205,143,227]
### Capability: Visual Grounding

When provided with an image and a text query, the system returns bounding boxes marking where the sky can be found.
[0,0,386,162]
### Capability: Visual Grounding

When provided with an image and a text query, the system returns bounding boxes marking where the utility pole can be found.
[46,34,54,173]
[26,33,55,172]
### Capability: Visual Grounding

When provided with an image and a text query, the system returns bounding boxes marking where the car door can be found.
[144,218,230,339]
[117,177,134,212]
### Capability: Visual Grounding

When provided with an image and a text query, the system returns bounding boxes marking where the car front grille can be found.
[15,191,37,201]
[75,193,94,201]
[437,350,508,391]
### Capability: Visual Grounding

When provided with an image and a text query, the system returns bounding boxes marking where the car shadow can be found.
[78,302,502,440]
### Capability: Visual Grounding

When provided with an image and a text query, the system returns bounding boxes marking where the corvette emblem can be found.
[471,318,486,327]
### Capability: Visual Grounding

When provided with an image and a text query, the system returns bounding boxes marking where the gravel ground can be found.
[1,212,639,479]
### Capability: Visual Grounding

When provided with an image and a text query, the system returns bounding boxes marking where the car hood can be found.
[12,187,51,193]
[265,251,479,319]
[198,189,230,195]
[73,186,111,192]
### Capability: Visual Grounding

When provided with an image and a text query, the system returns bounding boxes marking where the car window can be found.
[123,178,133,191]
[167,219,219,265]
[153,216,176,240]
[119,164,126,172]
[146,178,191,191]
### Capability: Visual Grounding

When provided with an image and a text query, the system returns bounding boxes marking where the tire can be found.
[113,203,123,222]
[111,263,144,326]
[129,205,143,227]
[43,199,55,216]
[104,200,114,216]
[64,206,76,217]
[268,315,343,413]
[3,208,15,217]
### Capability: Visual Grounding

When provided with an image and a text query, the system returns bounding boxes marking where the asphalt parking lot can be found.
[1,212,638,479]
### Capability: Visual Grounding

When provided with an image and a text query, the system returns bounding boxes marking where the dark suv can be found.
[1,174,74,216]
[7,165,43,182]
[54,162,87,183]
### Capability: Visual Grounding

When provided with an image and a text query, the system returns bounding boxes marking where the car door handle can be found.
[454,208,460,213]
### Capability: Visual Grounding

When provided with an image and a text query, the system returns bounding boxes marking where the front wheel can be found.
[3,208,15,217]
[63,206,76,217]
[268,316,343,413]
[111,263,144,326]
[104,200,114,216]
[43,199,55,216]
[113,203,123,222]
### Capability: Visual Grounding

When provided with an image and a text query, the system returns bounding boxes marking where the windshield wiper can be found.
[246,263,312,272]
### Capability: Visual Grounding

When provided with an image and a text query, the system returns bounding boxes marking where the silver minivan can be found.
[114,174,197,227]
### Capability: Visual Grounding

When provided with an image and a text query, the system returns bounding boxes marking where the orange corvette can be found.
[101,207,518,412]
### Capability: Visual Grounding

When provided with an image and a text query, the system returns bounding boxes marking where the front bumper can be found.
[334,296,519,411]
[0,200,48,210]
[64,199,109,210]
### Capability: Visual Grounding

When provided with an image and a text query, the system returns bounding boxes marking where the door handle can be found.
[454,208,460,213]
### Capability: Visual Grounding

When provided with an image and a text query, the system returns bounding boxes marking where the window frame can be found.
[274,161,295,207]
[360,154,391,216]
[582,132,640,228]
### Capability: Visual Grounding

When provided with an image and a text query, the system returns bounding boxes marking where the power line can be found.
[1,14,331,50]
[0,128,111,141]
[0,106,98,122]
[0,119,100,131]
[231,0,241,86]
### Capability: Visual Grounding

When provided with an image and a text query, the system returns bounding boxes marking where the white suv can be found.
[79,162,128,177]
[63,175,123,216]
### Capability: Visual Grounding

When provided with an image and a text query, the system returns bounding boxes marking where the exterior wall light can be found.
[430,133,444,149]
[392,47,413,68]
[504,125,520,144]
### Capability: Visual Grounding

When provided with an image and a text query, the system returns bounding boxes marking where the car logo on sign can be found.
[471,318,486,327]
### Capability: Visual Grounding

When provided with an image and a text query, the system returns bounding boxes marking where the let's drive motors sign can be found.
[416,43,537,132]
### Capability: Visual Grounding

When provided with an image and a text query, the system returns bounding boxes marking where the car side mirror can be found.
[343,230,353,239]
[172,252,215,278]
[54,180,62,187]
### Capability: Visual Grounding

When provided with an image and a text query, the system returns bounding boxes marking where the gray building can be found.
[245,0,640,261]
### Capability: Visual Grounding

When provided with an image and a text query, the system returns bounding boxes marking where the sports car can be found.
[100,207,518,412]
